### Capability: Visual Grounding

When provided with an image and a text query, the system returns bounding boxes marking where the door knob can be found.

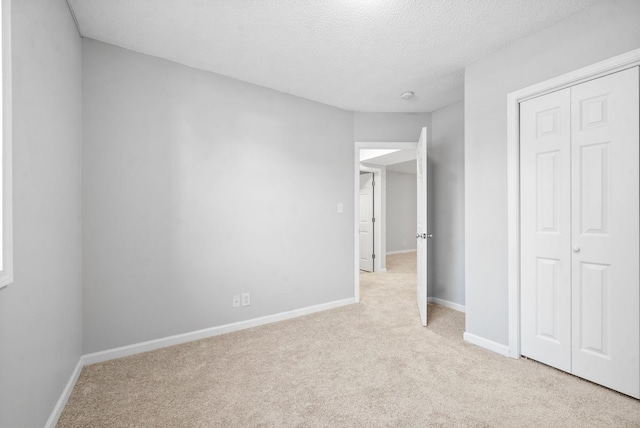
[572,246,581,253]
[427,234,433,239]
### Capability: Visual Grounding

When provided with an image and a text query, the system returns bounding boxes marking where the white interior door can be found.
[569,67,639,398]
[359,172,374,272]
[520,66,639,398]
[416,127,428,326]
[520,88,572,372]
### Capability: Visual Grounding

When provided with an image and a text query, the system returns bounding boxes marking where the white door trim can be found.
[354,141,417,303]
[507,48,640,359]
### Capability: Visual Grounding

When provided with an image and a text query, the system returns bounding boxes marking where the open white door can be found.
[359,172,374,272]
[416,127,428,326]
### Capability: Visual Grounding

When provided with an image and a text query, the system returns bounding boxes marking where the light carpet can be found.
[58,253,640,427]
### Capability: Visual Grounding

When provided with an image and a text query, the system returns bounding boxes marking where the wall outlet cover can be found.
[241,292,251,307]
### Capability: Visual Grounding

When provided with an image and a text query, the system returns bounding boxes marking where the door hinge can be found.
[372,180,375,187]
[372,217,375,223]
[372,253,376,259]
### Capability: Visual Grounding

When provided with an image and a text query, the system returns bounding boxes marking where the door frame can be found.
[354,141,417,303]
[506,48,640,359]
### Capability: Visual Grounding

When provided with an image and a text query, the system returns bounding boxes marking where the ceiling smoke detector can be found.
[400,91,414,100]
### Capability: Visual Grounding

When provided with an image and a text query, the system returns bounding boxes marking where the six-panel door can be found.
[520,88,572,373]
[570,67,639,398]
[359,172,374,272]
[520,66,639,398]
[416,127,428,326]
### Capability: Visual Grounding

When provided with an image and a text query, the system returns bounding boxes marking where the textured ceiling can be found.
[68,0,600,112]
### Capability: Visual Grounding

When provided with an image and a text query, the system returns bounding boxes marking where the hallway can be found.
[360,252,464,330]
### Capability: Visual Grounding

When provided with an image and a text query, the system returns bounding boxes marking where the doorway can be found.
[354,129,429,325]
[354,141,416,303]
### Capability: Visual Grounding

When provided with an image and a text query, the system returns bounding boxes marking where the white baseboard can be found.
[82,297,356,365]
[427,297,465,313]
[44,359,84,428]
[463,332,510,357]
[48,297,356,424]
[386,249,417,255]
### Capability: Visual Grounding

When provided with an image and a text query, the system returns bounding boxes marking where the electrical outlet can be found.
[232,295,240,308]
[241,292,251,307]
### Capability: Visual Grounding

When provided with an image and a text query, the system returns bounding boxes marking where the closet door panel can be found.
[520,88,572,372]
[570,66,639,398]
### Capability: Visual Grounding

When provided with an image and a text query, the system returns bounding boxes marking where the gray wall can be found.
[354,112,430,142]
[464,0,640,345]
[430,101,464,306]
[386,171,417,253]
[82,40,354,353]
[0,0,83,426]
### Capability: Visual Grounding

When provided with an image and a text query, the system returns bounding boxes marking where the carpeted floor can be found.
[58,253,640,427]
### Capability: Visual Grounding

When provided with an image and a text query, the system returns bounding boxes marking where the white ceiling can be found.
[360,148,415,166]
[360,149,400,162]
[68,0,600,112]
[387,160,417,175]
[360,149,416,174]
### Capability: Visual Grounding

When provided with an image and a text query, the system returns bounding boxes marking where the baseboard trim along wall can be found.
[428,297,465,313]
[46,297,356,427]
[463,332,510,357]
[83,297,356,364]
[44,360,84,428]
[386,249,417,255]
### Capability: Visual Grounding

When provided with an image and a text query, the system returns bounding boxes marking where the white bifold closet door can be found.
[521,87,573,373]
[520,66,639,398]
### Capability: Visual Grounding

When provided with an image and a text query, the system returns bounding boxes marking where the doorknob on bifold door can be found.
[572,246,581,253]
[427,234,433,239]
